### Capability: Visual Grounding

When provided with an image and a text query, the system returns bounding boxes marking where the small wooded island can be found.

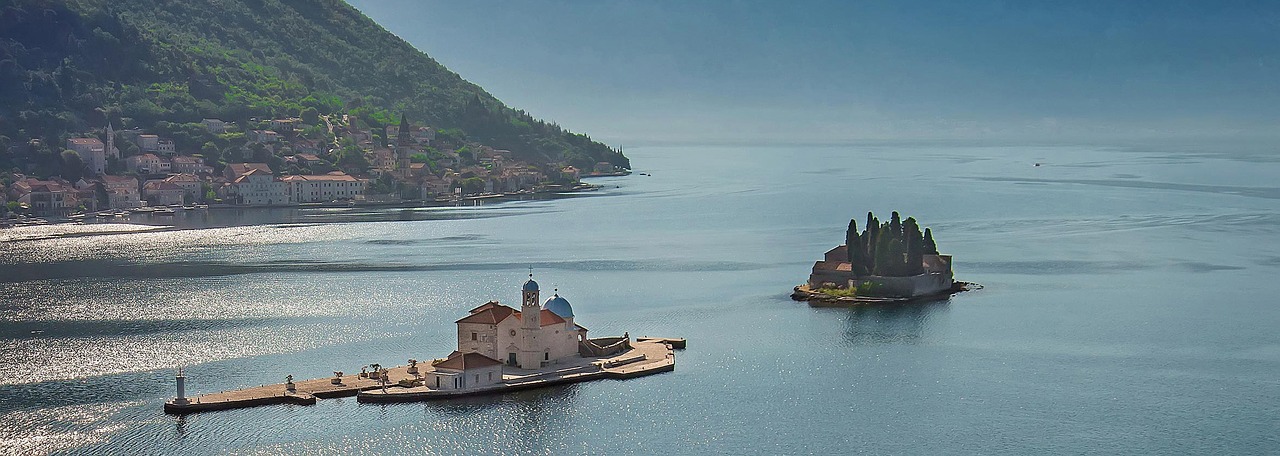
[793,211,971,304]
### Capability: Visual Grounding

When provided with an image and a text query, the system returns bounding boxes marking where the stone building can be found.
[454,275,587,370]
[807,244,954,297]
[66,137,106,176]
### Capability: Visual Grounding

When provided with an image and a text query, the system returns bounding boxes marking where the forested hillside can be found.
[0,0,628,175]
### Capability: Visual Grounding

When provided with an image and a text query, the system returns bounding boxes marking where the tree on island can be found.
[844,211,939,277]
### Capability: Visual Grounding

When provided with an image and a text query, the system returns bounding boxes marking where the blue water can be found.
[1,143,1278,454]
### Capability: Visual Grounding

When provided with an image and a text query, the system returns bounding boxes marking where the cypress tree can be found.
[845,219,858,263]
[923,228,938,254]
[865,215,880,273]
[885,238,906,276]
[890,211,902,238]
[904,217,924,275]
[873,231,893,276]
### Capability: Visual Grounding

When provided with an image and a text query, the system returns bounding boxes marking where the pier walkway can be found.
[164,339,677,414]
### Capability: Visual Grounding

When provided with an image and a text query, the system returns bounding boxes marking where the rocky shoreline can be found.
[790,281,978,306]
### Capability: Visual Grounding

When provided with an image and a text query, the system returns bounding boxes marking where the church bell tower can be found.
[518,273,542,369]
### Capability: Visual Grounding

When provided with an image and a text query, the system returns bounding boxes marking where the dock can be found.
[164,339,678,414]
[357,338,675,403]
[636,336,686,349]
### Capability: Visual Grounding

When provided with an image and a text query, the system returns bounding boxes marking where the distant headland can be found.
[792,211,973,304]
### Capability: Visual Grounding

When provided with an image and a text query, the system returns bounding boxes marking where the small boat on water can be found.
[131,207,155,214]
[182,205,196,211]
[155,208,176,216]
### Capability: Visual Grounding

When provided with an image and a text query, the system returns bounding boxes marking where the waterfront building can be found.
[142,180,185,206]
[8,178,75,216]
[424,351,505,391]
[161,174,202,199]
[281,172,366,203]
[454,276,587,370]
[226,168,286,205]
[101,175,141,209]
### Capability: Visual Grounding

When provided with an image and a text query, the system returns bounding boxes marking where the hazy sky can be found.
[346,0,1280,145]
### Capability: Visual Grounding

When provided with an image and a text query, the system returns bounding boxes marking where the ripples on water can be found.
[2,144,1279,454]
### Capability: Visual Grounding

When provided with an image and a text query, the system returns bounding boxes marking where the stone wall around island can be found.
[807,250,955,298]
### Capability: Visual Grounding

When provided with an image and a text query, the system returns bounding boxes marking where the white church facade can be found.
[453,275,588,370]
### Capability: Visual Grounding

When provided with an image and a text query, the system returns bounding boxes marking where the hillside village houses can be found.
[6,112,599,217]
[202,118,227,134]
[127,153,170,175]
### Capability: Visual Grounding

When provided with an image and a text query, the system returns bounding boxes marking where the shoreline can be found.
[0,183,611,239]
[790,281,978,306]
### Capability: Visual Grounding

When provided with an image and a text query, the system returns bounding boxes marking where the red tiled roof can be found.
[513,308,567,326]
[456,304,516,325]
[432,351,504,371]
[468,301,502,314]
[228,163,271,175]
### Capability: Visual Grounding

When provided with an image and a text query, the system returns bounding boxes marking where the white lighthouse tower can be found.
[173,367,189,405]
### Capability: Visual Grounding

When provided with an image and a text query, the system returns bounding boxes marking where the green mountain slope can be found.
[0,0,628,173]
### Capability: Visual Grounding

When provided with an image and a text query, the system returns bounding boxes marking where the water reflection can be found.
[173,415,187,439]
[831,299,950,346]
[423,382,581,417]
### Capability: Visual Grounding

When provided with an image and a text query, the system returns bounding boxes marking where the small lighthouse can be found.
[174,367,189,405]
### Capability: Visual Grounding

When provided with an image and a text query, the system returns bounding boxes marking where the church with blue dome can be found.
[454,274,590,370]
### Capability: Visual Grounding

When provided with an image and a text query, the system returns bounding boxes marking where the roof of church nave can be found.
[455,302,568,327]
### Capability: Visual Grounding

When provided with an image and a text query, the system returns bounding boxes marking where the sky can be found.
[346,0,1280,145]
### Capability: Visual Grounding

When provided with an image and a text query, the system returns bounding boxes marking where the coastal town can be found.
[1,113,629,222]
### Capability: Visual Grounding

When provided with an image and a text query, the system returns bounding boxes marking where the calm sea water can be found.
[1,143,1278,455]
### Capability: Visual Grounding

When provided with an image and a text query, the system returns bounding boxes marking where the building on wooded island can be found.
[808,211,955,298]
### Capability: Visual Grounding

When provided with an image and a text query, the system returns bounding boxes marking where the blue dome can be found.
[523,279,539,291]
[544,295,574,318]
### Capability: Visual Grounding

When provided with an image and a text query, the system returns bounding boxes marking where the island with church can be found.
[164,275,681,414]
[792,211,972,304]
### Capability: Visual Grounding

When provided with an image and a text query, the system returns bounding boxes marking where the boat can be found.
[131,207,156,214]
[155,208,176,216]
[182,205,196,211]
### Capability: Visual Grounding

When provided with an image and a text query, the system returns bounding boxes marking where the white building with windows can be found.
[226,168,286,205]
[281,172,366,203]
